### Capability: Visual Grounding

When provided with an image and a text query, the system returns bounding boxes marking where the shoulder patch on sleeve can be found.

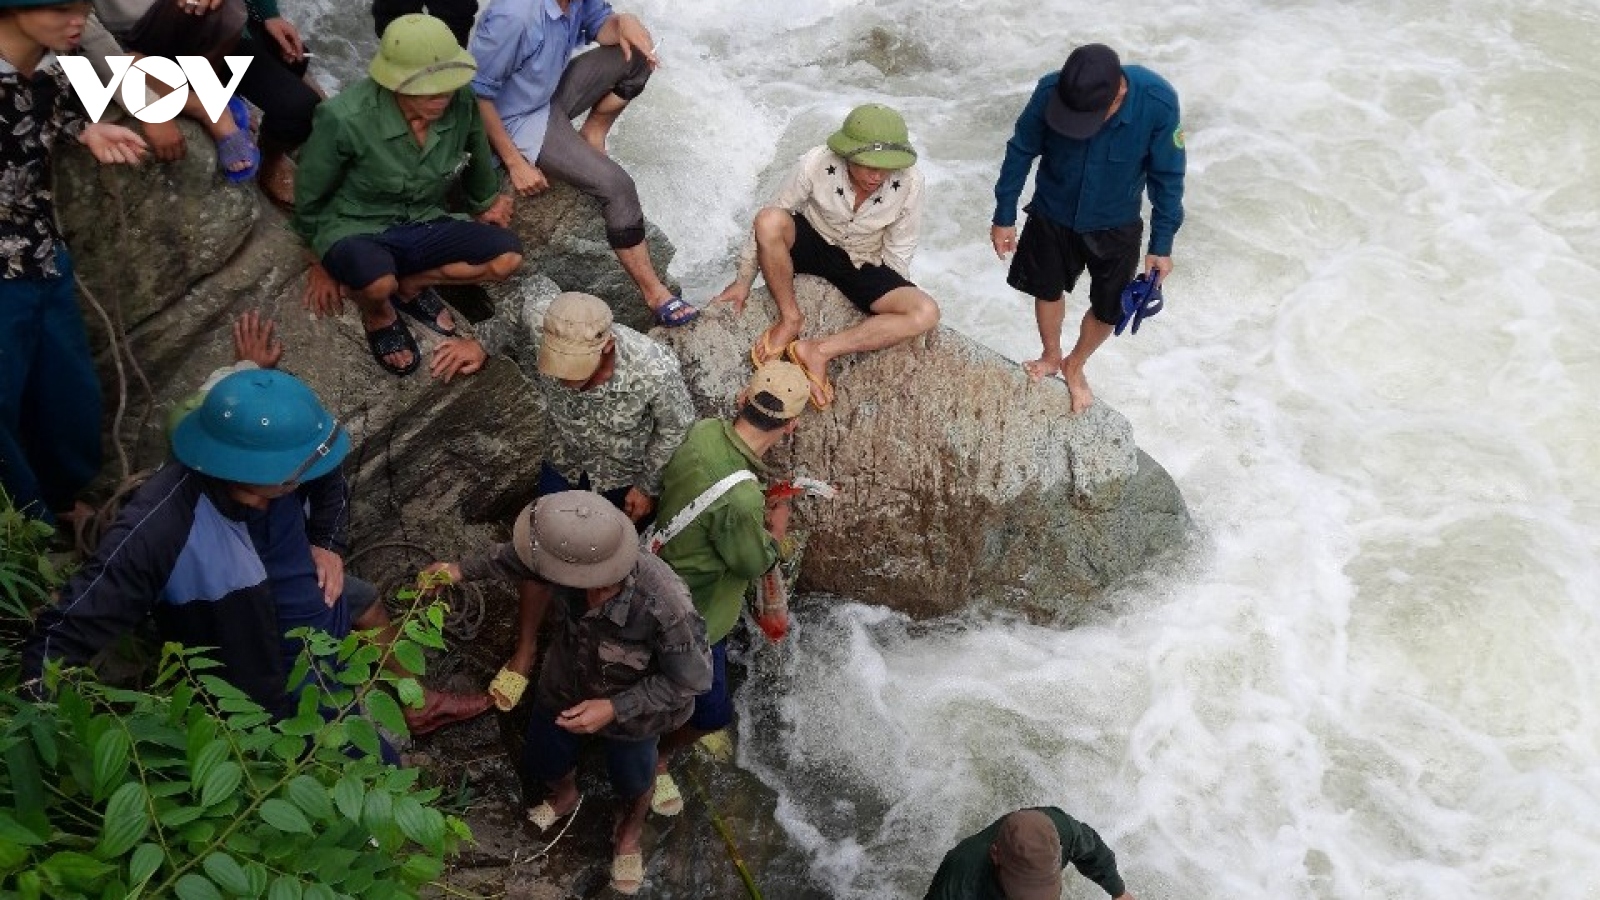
[1173,126,1185,149]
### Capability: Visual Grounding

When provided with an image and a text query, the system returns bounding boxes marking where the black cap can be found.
[1045,44,1123,139]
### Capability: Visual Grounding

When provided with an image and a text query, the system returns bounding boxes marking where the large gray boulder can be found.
[653,279,1190,617]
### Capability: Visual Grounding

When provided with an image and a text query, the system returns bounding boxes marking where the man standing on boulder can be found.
[646,361,810,817]
[990,43,1186,413]
[714,104,941,411]
[469,0,697,328]
[426,492,711,895]
[448,290,695,711]
[924,806,1136,900]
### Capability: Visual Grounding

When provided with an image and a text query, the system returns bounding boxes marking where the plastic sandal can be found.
[527,795,580,833]
[392,287,458,337]
[784,341,835,410]
[611,852,644,895]
[488,668,528,712]
[650,771,683,817]
[365,318,421,376]
[653,295,700,328]
[216,96,259,183]
[750,324,784,368]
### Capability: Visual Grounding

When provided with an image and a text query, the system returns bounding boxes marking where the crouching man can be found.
[430,491,710,895]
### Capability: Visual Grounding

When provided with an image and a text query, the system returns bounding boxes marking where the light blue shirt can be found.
[469,0,613,159]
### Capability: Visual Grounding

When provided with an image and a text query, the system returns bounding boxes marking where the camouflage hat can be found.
[538,292,613,381]
[512,491,637,588]
[992,810,1063,900]
[745,361,809,421]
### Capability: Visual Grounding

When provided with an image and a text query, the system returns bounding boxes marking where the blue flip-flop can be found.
[217,96,259,184]
[654,295,700,328]
[1114,271,1164,336]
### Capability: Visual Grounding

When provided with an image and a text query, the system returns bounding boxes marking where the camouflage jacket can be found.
[459,545,712,740]
[477,296,694,496]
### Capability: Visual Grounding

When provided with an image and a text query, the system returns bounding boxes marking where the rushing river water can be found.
[285,0,1600,895]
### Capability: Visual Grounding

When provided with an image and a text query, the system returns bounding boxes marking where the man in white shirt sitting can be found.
[713,104,940,411]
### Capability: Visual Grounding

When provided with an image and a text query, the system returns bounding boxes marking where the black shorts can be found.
[1006,213,1142,326]
[790,212,915,314]
[321,218,522,291]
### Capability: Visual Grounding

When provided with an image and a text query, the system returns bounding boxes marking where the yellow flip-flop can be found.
[750,325,784,368]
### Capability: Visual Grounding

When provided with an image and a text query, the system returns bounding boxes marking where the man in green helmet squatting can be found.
[714,103,941,411]
[293,13,524,379]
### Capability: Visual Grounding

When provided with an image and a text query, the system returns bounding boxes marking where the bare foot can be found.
[1022,355,1062,382]
[1061,360,1095,413]
[364,308,416,372]
[787,339,834,408]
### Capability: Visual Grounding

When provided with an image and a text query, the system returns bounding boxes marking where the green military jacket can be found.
[655,420,779,644]
[292,78,500,257]
[924,807,1126,899]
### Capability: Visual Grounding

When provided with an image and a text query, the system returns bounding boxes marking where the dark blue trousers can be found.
[0,250,102,523]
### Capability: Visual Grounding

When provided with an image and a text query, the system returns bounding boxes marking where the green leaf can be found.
[200,761,243,808]
[393,797,442,849]
[277,712,323,738]
[394,678,424,708]
[363,691,406,737]
[201,852,251,896]
[245,861,269,897]
[190,739,231,789]
[4,739,46,834]
[317,723,347,751]
[173,872,224,900]
[272,735,308,762]
[128,843,163,886]
[180,820,218,847]
[0,811,45,846]
[343,717,381,757]
[390,642,425,677]
[302,884,335,900]
[267,875,303,900]
[38,850,116,890]
[398,854,443,885]
[157,804,205,828]
[360,788,394,833]
[0,839,30,873]
[259,799,313,835]
[332,776,365,824]
[94,782,150,859]
[285,776,333,821]
[197,675,248,703]
[90,729,131,802]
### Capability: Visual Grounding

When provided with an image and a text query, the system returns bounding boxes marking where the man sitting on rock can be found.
[924,807,1136,900]
[428,492,711,895]
[452,290,695,710]
[21,369,492,739]
[646,361,808,817]
[714,103,941,410]
[469,0,696,327]
[293,14,523,379]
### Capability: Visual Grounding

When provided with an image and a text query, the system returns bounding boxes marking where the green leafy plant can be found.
[0,486,64,629]
[0,576,472,899]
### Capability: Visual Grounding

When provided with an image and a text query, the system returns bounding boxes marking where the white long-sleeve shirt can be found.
[736,145,924,284]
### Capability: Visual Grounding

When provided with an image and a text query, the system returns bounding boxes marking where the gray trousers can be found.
[537,45,654,249]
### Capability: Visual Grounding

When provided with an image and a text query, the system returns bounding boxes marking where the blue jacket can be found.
[993,65,1186,256]
[22,462,350,717]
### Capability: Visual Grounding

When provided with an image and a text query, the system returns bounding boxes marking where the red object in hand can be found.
[753,569,789,642]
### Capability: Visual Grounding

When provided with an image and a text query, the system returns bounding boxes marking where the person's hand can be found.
[431,337,486,383]
[764,496,791,541]
[991,224,1017,260]
[506,159,548,196]
[232,310,284,368]
[612,14,657,69]
[623,488,655,522]
[1144,254,1173,284]
[475,194,514,227]
[712,281,750,314]
[262,17,305,63]
[302,262,344,318]
[142,119,185,162]
[309,546,344,608]
[176,0,222,14]
[557,698,616,734]
[420,561,462,588]
[79,124,148,165]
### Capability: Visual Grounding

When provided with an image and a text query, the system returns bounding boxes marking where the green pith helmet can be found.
[826,103,917,170]
[369,14,477,96]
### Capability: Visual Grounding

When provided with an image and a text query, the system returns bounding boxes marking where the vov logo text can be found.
[58,56,252,125]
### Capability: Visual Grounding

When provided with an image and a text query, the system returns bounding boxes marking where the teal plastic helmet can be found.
[826,103,917,170]
[170,370,349,485]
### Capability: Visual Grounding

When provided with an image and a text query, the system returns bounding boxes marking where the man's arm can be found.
[638,365,695,497]
[460,94,504,216]
[992,80,1051,228]
[729,153,818,292]
[300,469,350,554]
[1050,809,1129,899]
[879,167,925,278]
[1143,95,1186,262]
[705,493,780,581]
[456,542,540,583]
[591,7,656,67]
[291,103,349,251]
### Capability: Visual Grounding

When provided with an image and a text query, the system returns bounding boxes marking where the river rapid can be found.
[285,0,1600,896]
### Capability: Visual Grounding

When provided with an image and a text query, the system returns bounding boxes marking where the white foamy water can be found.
[285,0,1600,895]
